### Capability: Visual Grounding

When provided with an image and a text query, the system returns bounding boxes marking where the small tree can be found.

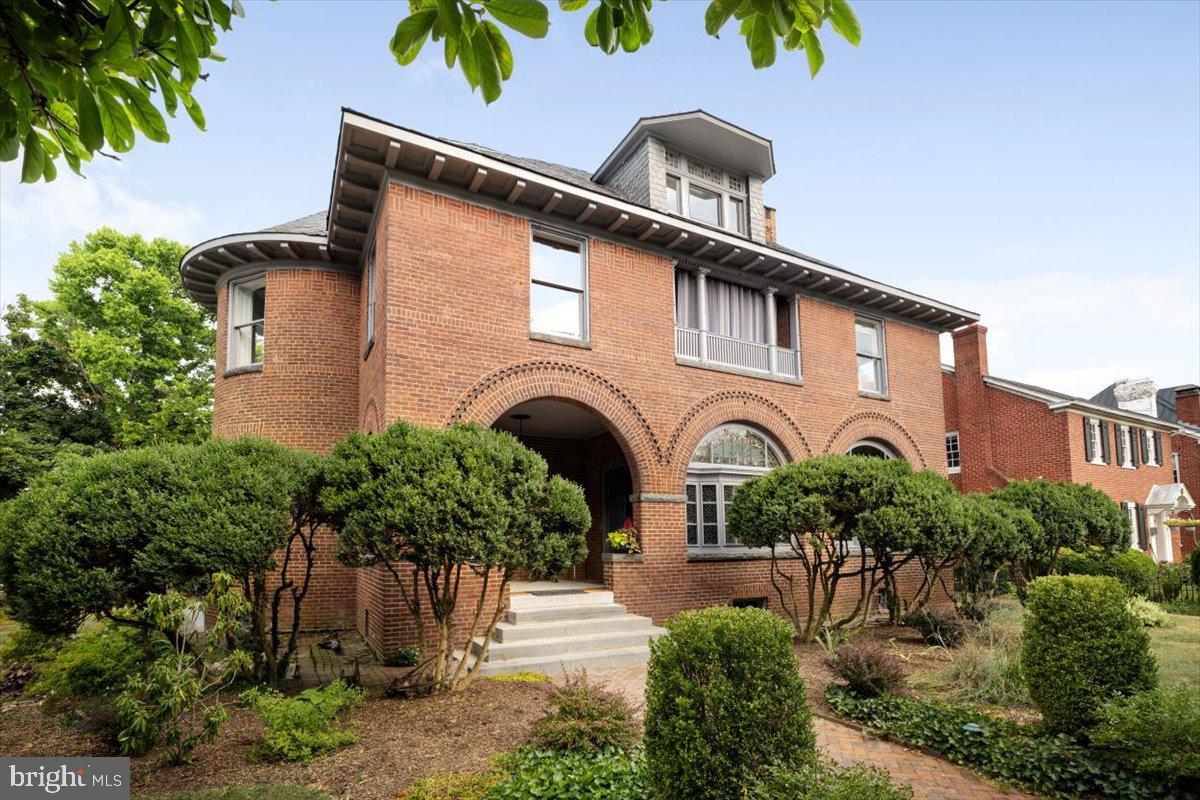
[956,494,1036,607]
[322,421,589,692]
[727,454,911,640]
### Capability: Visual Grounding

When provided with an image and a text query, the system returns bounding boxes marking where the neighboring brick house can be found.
[942,324,1195,564]
[1089,380,1200,558]
[181,109,978,657]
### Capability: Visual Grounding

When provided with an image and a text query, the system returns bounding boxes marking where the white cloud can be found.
[936,272,1200,398]
[0,161,207,305]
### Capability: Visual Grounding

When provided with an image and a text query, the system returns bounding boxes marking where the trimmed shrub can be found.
[1059,546,1157,596]
[241,680,366,763]
[827,688,1172,800]
[1090,686,1200,791]
[1022,575,1156,733]
[747,760,914,800]
[1126,596,1168,627]
[644,606,815,799]
[825,643,905,698]
[486,748,648,800]
[28,623,145,700]
[1153,563,1188,602]
[903,609,967,647]
[529,671,639,753]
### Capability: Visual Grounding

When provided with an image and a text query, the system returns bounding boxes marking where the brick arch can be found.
[446,360,660,491]
[361,399,382,435]
[824,411,928,468]
[665,390,813,479]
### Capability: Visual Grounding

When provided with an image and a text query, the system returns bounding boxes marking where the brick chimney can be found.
[951,323,989,379]
[1176,385,1200,425]
[764,206,777,243]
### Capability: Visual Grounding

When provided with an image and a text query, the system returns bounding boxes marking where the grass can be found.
[488,671,550,683]
[1150,613,1200,690]
[0,609,19,653]
[143,787,332,800]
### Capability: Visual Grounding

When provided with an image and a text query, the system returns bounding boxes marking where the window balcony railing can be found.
[675,326,800,381]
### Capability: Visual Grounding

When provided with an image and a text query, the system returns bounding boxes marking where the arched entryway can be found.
[493,398,636,582]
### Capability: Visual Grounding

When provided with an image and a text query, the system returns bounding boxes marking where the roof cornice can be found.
[983,376,1179,432]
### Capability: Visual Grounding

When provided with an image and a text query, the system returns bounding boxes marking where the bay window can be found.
[686,425,784,550]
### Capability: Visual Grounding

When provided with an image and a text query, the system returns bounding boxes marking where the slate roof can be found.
[450,140,630,201]
[1089,382,1200,427]
[263,211,328,236]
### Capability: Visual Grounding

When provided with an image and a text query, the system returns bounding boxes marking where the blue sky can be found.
[2,0,1197,397]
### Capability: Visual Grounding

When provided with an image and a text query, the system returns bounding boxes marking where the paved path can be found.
[590,663,1031,800]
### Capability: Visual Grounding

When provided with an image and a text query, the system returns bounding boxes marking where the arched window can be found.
[847,439,899,459]
[686,425,784,550]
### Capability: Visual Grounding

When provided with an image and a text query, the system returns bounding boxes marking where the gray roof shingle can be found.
[263,211,328,236]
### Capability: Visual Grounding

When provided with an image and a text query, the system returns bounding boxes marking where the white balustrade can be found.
[676,326,800,380]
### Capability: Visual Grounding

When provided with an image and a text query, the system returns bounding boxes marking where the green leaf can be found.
[631,0,653,42]
[97,88,135,152]
[595,4,619,53]
[389,9,438,66]
[828,0,861,45]
[559,0,589,10]
[0,132,18,162]
[457,26,480,89]
[705,0,742,36]
[101,0,138,63]
[801,28,824,76]
[482,22,514,80]
[20,130,44,183]
[742,14,777,68]
[436,0,463,39]
[77,89,104,151]
[41,151,57,181]
[444,34,458,68]
[483,0,550,38]
[112,80,170,143]
[470,25,502,103]
[584,6,600,45]
[181,93,206,131]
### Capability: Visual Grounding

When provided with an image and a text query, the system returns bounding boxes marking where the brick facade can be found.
[211,179,954,654]
[943,323,1189,563]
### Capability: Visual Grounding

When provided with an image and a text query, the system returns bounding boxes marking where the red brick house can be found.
[181,109,978,665]
[942,325,1196,564]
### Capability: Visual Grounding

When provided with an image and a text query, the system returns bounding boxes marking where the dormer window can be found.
[664,149,748,235]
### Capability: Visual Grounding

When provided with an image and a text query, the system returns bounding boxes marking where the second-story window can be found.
[1118,425,1136,468]
[1084,417,1109,464]
[530,229,587,341]
[365,245,376,350]
[228,275,265,369]
[728,197,746,235]
[1143,429,1160,466]
[945,432,961,474]
[854,317,886,396]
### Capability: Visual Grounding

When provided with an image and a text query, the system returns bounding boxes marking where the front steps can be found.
[460,584,667,677]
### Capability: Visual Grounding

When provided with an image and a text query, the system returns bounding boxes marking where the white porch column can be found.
[697,267,709,364]
[789,292,801,351]
[763,286,778,374]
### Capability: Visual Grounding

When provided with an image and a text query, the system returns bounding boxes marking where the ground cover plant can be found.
[824,642,905,698]
[240,680,366,764]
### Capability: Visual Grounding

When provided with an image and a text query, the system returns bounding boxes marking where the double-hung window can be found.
[855,317,886,396]
[530,229,588,341]
[227,275,265,369]
[686,425,784,550]
[1119,425,1135,468]
[1143,430,1159,466]
[945,432,961,474]
[1084,417,1108,465]
[664,151,748,235]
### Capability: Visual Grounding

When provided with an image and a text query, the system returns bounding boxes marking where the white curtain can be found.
[674,269,767,343]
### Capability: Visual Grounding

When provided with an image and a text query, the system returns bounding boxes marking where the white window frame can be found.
[686,425,785,550]
[1119,425,1135,468]
[1143,430,1158,466]
[854,316,888,397]
[945,431,961,474]
[226,274,265,370]
[1126,502,1140,550]
[529,227,589,342]
[664,154,748,235]
[1087,418,1106,465]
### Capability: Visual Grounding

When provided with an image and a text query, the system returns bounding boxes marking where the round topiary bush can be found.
[644,605,815,799]
[1021,575,1157,733]
[1058,546,1157,596]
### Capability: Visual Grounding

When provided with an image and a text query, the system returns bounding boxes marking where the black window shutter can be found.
[1130,429,1140,468]
[1139,429,1149,464]
[1113,423,1123,465]
[1084,418,1095,462]
[1100,421,1111,464]
[1136,504,1149,551]
[1155,432,1164,465]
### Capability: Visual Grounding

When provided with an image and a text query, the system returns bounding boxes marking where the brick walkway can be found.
[590,663,1031,800]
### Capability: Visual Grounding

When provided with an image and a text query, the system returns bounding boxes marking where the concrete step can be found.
[506,602,629,625]
[457,645,655,677]
[493,614,653,643]
[472,626,667,661]
[508,589,614,611]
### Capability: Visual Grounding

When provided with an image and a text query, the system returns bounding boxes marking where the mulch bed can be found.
[0,680,552,799]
